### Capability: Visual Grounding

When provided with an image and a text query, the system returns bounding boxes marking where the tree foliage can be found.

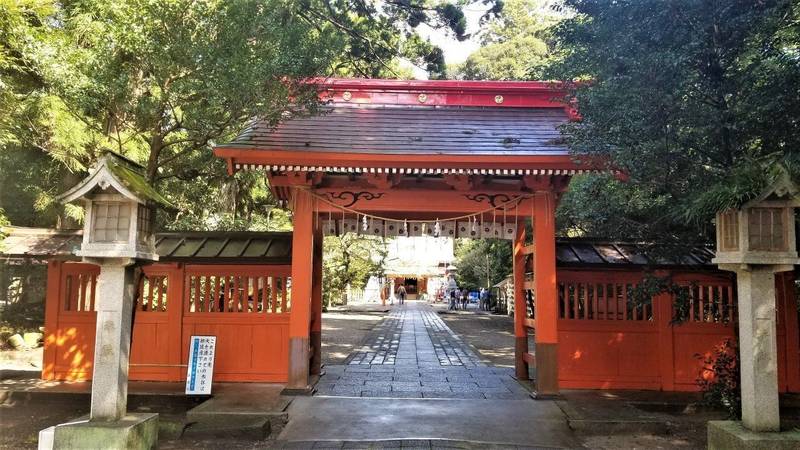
[0,0,486,230]
[550,0,800,244]
[322,235,388,307]
[453,238,512,290]
[452,0,564,80]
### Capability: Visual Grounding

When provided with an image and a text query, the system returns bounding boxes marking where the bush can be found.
[696,338,741,418]
[0,300,45,335]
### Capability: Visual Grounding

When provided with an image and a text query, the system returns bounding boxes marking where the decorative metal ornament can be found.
[362,215,368,232]
[326,191,384,207]
[494,95,504,104]
[465,193,519,208]
[342,91,352,101]
[434,219,441,237]
[418,93,428,103]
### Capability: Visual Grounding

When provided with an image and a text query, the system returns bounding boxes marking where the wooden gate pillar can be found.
[513,221,529,380]
[42,260,63,381]
[287,188,315,392]
[533,192,559,396]
[310,222,323,376]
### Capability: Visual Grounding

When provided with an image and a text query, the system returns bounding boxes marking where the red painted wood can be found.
[553,269,800,392]
[216,148,591,171]
[43,261,293,383]
[45,262,99,381]
[513,220,529,379]
[779,271,800,392]
[42,261,63,380]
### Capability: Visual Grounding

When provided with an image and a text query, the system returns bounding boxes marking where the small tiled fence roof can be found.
[1,227,292,264]
[2,227,714,268]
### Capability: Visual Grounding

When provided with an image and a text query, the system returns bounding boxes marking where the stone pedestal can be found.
[708,421,800,450]
[39,413,158,450]
[720,264,788,432]
[90,261,136,421]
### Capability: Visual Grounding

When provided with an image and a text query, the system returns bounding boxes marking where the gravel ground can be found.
[321,309,388,365]
[433,306,527,368]
[0,347,42,371]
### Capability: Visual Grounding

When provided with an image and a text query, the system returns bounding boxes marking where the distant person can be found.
[481,288,490,311]
[449,288,458,310]
[461,289,469,310]
[397,284,407,305]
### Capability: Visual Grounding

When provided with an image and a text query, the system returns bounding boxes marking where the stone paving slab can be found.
[278,397,577,448]
[318,302,530,400]
[270,439,557,449]
[316,303,528,399]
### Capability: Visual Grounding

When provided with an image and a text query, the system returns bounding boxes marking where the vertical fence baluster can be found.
[262,276,267,312]
[699,284,706,323]
[611,284,618,320]
[78,274,86,312]
[727,284,735,323]
[149,275,157,312]
[271,277,277,313]
[159,275,166,311]
[89,274,96,312]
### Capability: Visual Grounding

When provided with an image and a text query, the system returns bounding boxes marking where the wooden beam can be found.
[310,189,541,215]
[215,148,595,171]
[524,318,536,330]
[513,215,530,380]
[522,352,536,366]
[287,189,314,391]
[533,191,559,395]
[443,174,475,191]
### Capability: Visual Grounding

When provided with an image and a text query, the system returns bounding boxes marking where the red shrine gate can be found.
[213,78,616,395]
[23,78,798,393]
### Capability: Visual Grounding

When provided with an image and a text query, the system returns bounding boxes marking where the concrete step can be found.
[182,415,271,440]
[184,383,292,439]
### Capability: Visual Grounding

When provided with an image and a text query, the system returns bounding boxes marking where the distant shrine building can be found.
[384,236,454,301]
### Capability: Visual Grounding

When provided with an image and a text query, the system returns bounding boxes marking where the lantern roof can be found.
[59,151,171,207]
[743,169,800,208]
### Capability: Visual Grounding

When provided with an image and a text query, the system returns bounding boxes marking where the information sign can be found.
[185,335,216,395]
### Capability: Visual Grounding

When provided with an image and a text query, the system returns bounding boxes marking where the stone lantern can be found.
[709,171,800,448]
[39,152,169,450]
[61,153,163,261]
[713,175,799,266]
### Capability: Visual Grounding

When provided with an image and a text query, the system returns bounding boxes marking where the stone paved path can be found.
[317,302,529,399]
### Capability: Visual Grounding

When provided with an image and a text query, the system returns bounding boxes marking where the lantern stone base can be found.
[38,413,158,450]
[707,421,800,450]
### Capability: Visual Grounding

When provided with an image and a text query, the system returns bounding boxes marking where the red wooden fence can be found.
[555,269,800,392]
[43,262,292,383]
[42,261,800,391]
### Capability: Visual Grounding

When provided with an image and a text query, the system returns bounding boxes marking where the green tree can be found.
[549,0,800,244]
[0,0,486,230]
[452,0,564,80]
[322,235,388,307]
[453,238,512,291]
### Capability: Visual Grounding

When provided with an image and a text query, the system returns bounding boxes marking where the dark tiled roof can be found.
[224,104,569,155]
[1,228,292,264]
[555,239,715,267]
[2,227,714,268]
